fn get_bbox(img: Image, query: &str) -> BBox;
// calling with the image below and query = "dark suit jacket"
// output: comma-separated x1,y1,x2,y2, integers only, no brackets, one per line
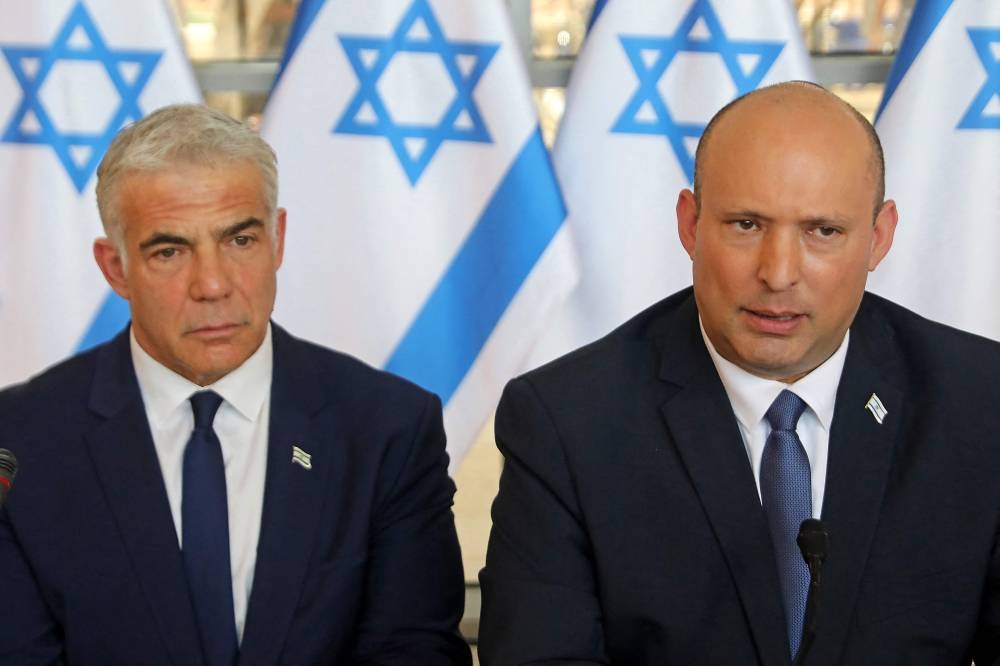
479,288,1000,665
0,324,470,665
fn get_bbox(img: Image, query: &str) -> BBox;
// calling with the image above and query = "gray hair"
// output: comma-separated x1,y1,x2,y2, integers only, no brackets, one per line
96,104,279,255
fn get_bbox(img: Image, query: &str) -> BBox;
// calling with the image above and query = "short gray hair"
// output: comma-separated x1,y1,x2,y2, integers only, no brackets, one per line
96,104,278,253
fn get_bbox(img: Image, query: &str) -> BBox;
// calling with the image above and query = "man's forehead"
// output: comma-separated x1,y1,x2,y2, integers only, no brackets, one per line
702,99,873,178
119,172,268,237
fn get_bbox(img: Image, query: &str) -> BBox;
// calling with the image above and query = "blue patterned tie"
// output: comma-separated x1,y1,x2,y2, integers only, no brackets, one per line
761,389,811,659
182,391,237,666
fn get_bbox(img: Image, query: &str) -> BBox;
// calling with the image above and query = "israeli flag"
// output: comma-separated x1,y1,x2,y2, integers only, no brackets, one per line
869,0,1000,340
264,0,577,468
528,0,814,365
0,0,200,388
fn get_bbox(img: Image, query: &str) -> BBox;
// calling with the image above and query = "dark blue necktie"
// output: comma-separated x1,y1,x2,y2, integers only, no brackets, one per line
761,389,811,659
182,391,237,666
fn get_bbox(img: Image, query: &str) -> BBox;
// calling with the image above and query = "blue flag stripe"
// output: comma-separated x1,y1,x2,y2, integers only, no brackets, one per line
273,0,328,90
588,0,610,31
876,0,954,120
385,128,566,403
77,291,130,352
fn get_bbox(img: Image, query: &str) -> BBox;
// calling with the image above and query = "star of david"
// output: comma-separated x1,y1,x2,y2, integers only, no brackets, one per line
0,2,161,193
958,27,1000,130
334,0,499,186
611,0,785,182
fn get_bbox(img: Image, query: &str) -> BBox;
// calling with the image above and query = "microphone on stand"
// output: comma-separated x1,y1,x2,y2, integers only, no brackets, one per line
0,449,18,510
793,518,829,666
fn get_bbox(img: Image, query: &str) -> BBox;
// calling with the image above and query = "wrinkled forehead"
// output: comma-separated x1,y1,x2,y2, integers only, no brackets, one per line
119,158,270,205
116,162,272,228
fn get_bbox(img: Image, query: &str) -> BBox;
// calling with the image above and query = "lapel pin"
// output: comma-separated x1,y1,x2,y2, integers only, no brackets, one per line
865,393,887,425
291,445,313,470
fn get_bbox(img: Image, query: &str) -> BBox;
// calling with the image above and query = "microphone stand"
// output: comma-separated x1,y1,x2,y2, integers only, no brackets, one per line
793,519,828,666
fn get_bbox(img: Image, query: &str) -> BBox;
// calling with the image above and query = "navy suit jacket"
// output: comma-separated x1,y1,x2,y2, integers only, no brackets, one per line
0,324,470,665
480,288,1000,665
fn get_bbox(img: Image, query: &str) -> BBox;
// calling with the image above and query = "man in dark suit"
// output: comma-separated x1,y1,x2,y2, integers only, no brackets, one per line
479,81,1000,664
0,105,470,665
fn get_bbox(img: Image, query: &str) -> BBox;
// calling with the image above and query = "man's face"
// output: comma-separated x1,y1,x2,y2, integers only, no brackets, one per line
677,95,897,383
94,161,286,386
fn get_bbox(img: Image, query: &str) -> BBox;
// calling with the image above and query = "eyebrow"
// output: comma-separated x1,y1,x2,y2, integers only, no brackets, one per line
137,218,265,251
138,232,190,251
721,209,775,222
221,218,265,238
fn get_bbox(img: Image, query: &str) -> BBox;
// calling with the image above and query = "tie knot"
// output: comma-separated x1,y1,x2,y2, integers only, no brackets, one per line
189,390,223,430
765,389,807,432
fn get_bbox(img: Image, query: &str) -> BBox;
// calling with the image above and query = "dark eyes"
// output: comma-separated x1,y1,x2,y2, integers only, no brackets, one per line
729,219,759,232
728,220,842,239
232,235,253,247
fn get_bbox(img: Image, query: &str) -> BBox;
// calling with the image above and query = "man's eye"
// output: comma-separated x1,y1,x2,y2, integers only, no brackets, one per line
155,247,177,259
816,226,840,238
233,235,253,247
734,219,757,231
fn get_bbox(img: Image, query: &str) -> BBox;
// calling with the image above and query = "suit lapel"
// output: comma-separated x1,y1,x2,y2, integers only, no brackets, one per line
808,298,903,666
239,326,332,664
656,297,791,666
84,332,204,666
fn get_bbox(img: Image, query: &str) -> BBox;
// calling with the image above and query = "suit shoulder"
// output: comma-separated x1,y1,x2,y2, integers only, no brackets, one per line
275,327,439,408
0,345,103,416
513,288,694,393
860,293,1000,381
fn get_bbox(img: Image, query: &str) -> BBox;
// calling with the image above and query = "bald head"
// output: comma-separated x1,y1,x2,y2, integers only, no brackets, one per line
693,81,885,216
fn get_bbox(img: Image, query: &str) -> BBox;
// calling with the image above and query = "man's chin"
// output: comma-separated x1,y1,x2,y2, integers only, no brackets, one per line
729,345,813,383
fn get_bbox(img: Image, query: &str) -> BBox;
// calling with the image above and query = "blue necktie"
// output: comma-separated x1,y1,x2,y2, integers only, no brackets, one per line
761,389,811,659
182,391,237,666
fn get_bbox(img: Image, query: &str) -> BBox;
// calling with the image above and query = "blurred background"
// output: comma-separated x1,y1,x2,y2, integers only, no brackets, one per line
172,0,914,133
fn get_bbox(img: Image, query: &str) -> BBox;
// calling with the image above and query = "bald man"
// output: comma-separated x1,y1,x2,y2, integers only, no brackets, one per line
478,82,1000,665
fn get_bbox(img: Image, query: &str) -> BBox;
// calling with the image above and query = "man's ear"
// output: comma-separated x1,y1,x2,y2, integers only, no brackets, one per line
868,199,898,272
93,238,130,300
273,207,287,270
676,188,699,260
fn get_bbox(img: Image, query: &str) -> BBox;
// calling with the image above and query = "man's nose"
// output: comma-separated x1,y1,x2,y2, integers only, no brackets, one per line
757,229,802,291
189,250,233,301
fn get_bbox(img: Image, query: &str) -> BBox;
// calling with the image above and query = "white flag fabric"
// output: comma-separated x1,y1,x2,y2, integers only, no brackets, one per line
869,0,1000,340
264,0,577,468
528,0,814,365
0,0,200,387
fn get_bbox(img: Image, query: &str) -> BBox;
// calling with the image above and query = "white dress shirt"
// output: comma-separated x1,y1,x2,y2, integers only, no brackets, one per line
700,321,849,518
131,325,272,643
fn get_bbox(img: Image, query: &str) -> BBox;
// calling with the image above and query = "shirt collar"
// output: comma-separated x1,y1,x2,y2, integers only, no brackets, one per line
130,324,273,426
699,319,849,432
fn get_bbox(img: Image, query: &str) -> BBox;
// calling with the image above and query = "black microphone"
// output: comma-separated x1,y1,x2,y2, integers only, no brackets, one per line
793,518,829,666
0,449,18,510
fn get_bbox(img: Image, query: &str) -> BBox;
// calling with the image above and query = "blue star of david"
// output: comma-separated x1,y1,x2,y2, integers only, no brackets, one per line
0,2,161,193
334,0,499,186
958,27,1000,130
611,0,785,182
